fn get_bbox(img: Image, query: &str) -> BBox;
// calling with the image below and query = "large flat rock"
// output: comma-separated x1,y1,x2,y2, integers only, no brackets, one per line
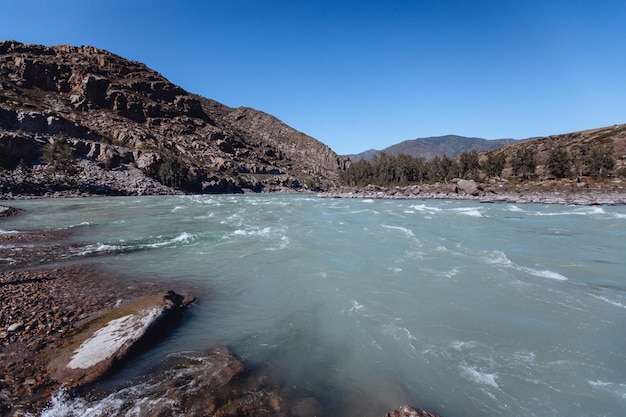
47,291,195,387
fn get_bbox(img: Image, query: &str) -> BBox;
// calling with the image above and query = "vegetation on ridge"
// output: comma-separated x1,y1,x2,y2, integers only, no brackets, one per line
339,124,626,187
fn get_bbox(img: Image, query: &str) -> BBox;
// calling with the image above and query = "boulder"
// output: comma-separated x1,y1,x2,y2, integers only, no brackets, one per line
46,291,196,387
384,405,443,417
456,179,480,196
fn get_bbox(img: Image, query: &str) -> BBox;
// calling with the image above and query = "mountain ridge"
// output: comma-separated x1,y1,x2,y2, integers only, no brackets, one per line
0,40,348,196
346,135,518,161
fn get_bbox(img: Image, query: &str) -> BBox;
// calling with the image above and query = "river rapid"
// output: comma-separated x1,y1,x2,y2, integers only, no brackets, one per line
3,194,626,417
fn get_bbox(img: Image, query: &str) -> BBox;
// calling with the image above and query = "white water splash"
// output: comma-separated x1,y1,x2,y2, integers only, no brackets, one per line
461,364,499,388
485,250,568,281
591,294,626,309
589,380,626,399
381,224,416,238
450,207,483,217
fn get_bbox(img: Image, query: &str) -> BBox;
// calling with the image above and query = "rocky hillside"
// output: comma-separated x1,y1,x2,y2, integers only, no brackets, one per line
347,135,517,161
483,123,626,179
0,41,348,196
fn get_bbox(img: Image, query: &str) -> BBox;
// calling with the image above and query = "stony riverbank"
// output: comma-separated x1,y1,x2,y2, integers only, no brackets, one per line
0,263,166,415
318,179,626,205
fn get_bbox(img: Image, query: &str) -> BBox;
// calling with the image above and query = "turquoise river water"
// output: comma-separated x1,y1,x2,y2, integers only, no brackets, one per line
3,195,626,417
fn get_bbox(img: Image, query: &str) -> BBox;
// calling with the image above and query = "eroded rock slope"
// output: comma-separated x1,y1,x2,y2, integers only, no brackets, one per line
0,41,348,196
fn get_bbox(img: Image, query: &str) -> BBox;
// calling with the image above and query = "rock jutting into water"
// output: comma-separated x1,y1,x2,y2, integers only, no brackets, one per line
46,290,196,388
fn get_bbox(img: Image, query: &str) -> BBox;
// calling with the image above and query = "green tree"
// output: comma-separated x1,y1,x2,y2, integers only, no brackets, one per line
481,152,506,178
546,147,571,179
426,156,443,183
42,135,77,174
511,147,536,179
157,156,188,188
459,150,480,180
439,155,459,182
585,145,614,178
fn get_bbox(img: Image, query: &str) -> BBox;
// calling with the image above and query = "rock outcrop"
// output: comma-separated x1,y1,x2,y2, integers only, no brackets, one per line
384,405,443,417
0,41,348,196
46,291,196,387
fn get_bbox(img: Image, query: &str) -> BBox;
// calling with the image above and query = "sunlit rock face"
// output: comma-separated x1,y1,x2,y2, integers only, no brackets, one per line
0,40,348,195
46,291,195,387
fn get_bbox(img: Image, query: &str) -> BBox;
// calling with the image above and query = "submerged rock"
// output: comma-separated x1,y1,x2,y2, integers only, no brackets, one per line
46,291,196,387
0,205,21,217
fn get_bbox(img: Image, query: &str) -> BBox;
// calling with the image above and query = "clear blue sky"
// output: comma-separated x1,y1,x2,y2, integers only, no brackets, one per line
2,1,625,154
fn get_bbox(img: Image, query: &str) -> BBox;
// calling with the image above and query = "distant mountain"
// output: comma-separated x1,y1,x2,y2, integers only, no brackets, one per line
346,135,518,161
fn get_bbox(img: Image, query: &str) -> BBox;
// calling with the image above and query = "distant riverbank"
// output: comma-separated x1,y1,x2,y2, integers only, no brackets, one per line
318,179,626,206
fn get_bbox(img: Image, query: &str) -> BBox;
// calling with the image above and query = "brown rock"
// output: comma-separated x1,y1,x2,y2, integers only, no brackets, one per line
456,179,480,196
384,404,443,417
0,40,346,196
46,291,195,387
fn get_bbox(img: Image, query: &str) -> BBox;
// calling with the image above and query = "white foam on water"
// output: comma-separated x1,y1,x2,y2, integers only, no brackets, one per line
450,340,479,350
68,221,91,228
507,205,524,212
0,229,19,234
76,243,123,256
510,351,536,364
381,224,416,238
409,203,442,214
383,323,419,355
347,209,370,214
534,206,607,217
589,380,626,399
41,384,182,417
450,207,483,217
442,267,460,278
484,251,568,281
485,250,515,267
172,231,193,242
145,232,195,248
461,364,499,388
591,294,626,309
520,267,569,281
232,227,272,237
349,300,365,314
266,235,290,251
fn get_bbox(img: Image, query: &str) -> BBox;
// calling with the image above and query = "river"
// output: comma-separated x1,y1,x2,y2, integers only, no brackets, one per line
4,195,626,417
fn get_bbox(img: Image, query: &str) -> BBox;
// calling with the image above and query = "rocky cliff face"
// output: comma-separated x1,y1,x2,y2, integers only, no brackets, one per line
0,41,348,196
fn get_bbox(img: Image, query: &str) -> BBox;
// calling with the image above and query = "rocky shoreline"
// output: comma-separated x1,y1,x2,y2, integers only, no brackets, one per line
318,179,626,206
0,262,168,415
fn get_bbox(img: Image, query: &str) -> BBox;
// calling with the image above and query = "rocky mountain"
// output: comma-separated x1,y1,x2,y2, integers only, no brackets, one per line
0,41,348,196
347,135,518,161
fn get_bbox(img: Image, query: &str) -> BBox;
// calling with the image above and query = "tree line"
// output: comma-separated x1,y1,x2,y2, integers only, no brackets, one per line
339,145,618,187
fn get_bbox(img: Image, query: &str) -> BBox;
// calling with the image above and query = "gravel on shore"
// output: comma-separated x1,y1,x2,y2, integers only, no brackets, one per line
0,225,168,416
318,182,626,205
